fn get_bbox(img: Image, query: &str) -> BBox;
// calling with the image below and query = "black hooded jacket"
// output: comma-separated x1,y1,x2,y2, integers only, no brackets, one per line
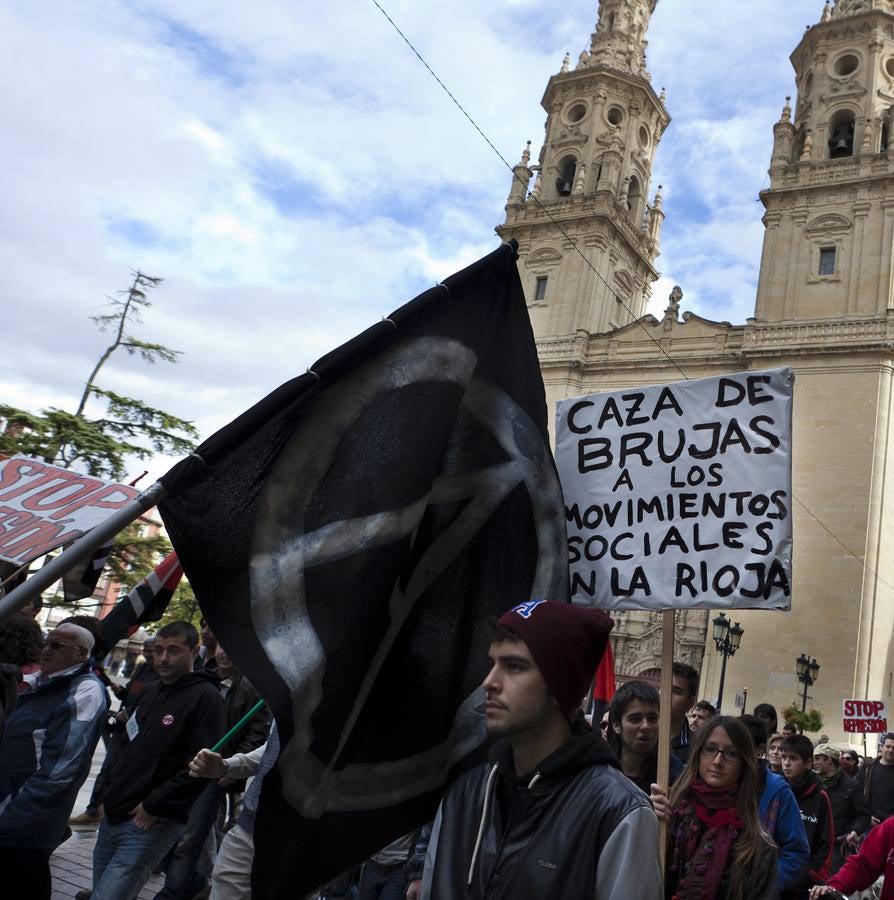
781,769,834,898
103,669,225,825
422,720,661,899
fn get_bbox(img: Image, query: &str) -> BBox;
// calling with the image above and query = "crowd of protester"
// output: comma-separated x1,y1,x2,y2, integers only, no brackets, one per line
0,600,892,899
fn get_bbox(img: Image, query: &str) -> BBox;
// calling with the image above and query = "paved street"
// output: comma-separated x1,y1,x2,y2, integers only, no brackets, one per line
49,741,164,900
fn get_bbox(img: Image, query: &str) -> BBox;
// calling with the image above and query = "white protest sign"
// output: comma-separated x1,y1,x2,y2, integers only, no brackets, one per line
555,368,793,611
843,699,888,733
0,455,139,565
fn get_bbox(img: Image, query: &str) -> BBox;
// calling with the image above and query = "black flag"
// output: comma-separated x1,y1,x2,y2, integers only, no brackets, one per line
95,551,183,657
63,539,112,602
158,243,567,896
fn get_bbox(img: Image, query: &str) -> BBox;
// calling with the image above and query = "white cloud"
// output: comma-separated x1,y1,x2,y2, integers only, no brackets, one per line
0,0,825,476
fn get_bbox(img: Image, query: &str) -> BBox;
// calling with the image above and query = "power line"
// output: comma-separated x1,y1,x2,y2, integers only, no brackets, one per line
369,0,689,382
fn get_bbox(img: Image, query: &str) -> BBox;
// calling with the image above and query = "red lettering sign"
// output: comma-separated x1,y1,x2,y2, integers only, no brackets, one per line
842,699,888,733
0,456,140,565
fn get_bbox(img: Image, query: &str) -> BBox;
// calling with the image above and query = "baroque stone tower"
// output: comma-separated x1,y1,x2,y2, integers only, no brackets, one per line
756,0,894,321
502,0,894,731
498,1,712,682
496,0,670,340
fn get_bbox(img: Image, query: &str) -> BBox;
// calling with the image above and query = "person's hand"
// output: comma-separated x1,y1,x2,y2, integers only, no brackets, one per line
649,784,671,824
114,710,127,722
809,887,843,898
130,803,157,830
406,880,422,900
845,830,859,846
188,748,228,779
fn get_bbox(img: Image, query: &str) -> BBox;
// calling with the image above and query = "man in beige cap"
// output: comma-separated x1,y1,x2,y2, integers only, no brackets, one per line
813,743,870,873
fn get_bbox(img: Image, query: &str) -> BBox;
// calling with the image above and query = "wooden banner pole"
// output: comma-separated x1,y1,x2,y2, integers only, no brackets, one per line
657,607,675,876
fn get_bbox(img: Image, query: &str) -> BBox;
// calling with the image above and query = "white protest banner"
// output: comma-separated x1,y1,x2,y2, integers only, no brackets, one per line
843,699,888,733
555,368,793,611
0,455,140,565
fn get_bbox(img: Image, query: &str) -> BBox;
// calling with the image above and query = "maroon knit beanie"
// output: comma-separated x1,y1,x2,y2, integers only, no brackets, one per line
497,600,613,721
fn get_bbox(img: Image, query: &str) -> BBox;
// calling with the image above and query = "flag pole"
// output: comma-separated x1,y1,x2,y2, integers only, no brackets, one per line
0,480,167,624
210,698,267,753
657,608,675,876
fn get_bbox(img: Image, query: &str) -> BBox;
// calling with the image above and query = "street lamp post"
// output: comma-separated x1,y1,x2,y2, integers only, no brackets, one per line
795,653,820,714
712,613,744,714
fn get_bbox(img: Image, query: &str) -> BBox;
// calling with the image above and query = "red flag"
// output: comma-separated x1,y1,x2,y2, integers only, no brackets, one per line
591,639,616,725
593,639,616,704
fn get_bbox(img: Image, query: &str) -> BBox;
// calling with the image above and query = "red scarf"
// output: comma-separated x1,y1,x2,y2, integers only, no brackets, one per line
670,780,743,900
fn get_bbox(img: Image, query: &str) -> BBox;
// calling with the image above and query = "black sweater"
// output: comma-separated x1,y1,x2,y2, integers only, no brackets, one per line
104,669,225,825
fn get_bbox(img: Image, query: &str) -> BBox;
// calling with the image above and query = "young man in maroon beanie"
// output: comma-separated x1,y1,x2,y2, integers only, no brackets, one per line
419,599,661,900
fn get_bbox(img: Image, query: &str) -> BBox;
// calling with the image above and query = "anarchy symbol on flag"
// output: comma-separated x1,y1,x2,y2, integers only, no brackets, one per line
249,336,567,816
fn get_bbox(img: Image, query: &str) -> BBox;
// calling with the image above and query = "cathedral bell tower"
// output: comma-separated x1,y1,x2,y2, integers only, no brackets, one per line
496,0,670,341
755,0,894,321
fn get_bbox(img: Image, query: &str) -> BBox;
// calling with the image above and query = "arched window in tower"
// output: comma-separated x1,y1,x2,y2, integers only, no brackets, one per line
627,175,642,221
594,155,604,188
792,125,807,163
556,156,576,197
828,110,856,158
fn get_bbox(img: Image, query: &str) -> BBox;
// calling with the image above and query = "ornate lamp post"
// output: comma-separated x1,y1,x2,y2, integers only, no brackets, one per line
796,653,820,713
712,613,744,714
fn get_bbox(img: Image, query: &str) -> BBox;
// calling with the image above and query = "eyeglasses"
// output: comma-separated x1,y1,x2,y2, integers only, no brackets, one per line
701,743,740,763
44,639,77,651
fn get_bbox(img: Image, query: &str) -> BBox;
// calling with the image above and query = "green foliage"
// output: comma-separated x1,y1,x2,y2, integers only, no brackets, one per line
153,578,202,631
782,704,824,734
0,270,198,591
0,270,196,481
106,522,173,593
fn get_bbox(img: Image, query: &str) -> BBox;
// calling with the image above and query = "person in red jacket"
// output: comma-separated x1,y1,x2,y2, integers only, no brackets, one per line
809,815,894,899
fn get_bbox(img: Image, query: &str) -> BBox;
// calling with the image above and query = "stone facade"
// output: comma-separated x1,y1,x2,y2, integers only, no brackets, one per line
498,0,894,741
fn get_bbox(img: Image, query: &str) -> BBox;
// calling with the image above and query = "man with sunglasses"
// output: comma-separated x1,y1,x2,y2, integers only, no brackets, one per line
0,623,108,899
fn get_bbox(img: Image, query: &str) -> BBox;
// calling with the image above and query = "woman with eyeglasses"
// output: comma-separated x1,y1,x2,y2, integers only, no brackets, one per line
651,715,777,900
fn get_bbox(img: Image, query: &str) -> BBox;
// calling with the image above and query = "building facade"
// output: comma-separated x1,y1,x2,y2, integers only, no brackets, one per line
498,0,894,739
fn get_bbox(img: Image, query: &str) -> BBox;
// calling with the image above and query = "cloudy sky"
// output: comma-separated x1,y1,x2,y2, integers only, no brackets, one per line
0,0,824,480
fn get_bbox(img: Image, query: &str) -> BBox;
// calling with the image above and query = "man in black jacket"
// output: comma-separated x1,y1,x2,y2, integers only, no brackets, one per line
86,621,225,900
863,731,894,825
421,600,661,900
813,744,870,873
156,641,269,899
780,734,834,899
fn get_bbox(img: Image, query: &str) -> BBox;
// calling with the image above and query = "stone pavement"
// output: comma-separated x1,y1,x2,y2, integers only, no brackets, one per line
49,741,164,900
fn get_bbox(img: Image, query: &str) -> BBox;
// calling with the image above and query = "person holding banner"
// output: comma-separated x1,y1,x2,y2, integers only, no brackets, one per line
420,600,661,899
653,715,778,900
